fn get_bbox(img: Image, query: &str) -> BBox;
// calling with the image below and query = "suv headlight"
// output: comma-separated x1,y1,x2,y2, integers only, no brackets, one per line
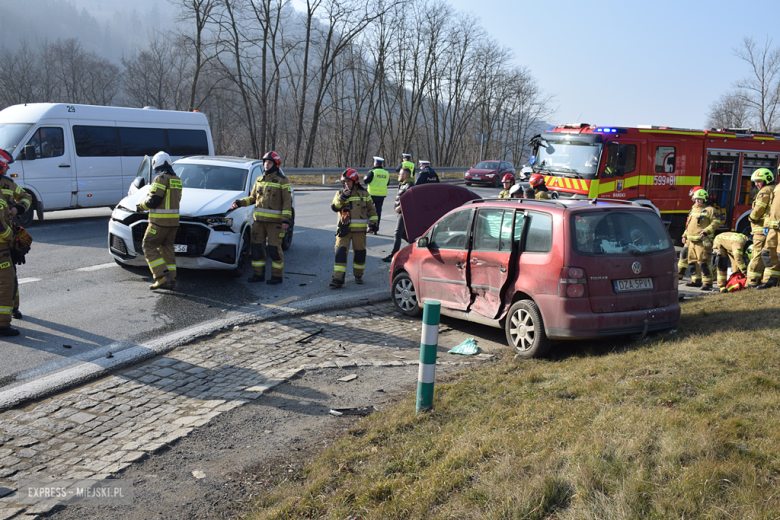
207,217,234,227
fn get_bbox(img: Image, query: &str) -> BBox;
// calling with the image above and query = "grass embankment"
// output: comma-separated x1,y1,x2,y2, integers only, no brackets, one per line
247,290,780,519
290,171,465,186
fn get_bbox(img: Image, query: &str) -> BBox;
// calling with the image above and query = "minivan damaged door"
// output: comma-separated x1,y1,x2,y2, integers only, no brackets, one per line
468,208,514,318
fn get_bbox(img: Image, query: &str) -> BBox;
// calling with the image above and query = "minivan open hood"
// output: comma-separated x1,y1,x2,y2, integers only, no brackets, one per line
118,187,245,217
400,184,480,241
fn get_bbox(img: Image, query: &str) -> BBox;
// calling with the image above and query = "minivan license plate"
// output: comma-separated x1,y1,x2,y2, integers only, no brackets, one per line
174,244,188,253
614,278,653,292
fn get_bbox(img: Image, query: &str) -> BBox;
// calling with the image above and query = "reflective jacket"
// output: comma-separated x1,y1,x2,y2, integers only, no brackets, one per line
365,168,389,197
0,197,13,246
764,184,780,230
714,232,749,271
498,189,510,199
684,204,720,241
0,175,32,216
139,172,183,227
750,185,774,233
415,166,439,185
236,169,292,225
397,160,415,178
331,184,377,233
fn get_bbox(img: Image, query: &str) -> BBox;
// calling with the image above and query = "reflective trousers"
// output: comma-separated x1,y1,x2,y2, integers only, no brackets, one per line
748,233,767,286
251,221,284,277
686,238,713,285
0,246,14,327
333,232,366,283
761,229,780,281
142,223,178,282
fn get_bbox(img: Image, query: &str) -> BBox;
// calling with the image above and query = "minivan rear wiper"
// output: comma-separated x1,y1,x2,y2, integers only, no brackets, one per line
629,248,661,256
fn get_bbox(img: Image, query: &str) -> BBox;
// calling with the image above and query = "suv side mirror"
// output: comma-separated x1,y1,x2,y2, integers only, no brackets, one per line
417,237,429,248
22,145,36,161
133,177,146,189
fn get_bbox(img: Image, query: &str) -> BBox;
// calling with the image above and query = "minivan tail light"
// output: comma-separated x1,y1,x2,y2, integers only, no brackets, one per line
558,266,587,298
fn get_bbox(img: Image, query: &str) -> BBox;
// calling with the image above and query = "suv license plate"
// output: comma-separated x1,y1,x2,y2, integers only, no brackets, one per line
615,278,653,292
174,244,188,253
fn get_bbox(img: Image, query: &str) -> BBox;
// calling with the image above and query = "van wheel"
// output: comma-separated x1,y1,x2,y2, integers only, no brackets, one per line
505,299,550,358
232,232,250,278
391,272,422,316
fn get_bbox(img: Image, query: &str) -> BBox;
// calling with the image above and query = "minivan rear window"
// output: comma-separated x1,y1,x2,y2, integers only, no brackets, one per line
572,211,671,255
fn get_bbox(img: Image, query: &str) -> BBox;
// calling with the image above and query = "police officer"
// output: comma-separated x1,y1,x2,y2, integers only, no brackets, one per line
364,156,389,234
677,185,702,282
757,176,780,289
0,149,32,319
746,169,773,287
137,152,182,290
396,153,415,179
712,231,749,292
382,167,415,262
230,151,292,285
529,174,550,199
330,169,377,287
415,160,440,185
682,188,721,291
498,173,515,199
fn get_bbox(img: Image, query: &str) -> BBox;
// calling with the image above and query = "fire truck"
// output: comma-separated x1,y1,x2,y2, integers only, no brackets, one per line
529,123,780,241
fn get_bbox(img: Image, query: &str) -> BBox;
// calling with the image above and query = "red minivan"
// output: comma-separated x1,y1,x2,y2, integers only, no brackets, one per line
389,197,680,357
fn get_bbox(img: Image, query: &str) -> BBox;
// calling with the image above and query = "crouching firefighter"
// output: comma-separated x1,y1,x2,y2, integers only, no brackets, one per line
329,169,377,288
681,189,720,291
230,151,292,285
137,152,182,290
712,232,750,292
758,179,780,289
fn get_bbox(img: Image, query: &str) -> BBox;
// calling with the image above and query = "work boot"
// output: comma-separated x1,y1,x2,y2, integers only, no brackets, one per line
0,325,20,337
329,279,343,288
685,280,702,288
12,308,22,319
756,277,778,290
719,287,728,293
382,254,394,263
700,284,713,291
266,276,283,285
247,273,265,283
355,277,363,284
150,276,174,290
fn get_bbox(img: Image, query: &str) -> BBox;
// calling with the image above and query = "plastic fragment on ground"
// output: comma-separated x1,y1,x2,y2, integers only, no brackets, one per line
448,338,479,355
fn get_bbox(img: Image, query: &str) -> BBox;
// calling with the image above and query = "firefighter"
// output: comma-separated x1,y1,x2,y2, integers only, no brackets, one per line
509,184,523,198
682,188,721,291
677,185,703,282
746,169,773,287
0,149,31,319
498,173,515,198
757,177,780,289
415,160,440,185
0,193,18,336
396,153,415,179
382,168,415,262
363,156,389,234
712,231,749,292
230,151,292,285
529,174,550,199
524,187,536,199
330,169,378,287
137,152,182,290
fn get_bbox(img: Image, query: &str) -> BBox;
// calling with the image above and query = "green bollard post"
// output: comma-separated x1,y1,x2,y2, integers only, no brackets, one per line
416,300,440,413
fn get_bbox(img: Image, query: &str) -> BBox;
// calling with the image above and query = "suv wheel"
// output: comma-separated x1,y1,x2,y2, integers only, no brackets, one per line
231,232,250,278
505,299,550,358
391,272,422,316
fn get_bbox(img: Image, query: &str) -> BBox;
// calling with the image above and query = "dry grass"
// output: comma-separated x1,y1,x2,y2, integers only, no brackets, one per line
245,289,780,519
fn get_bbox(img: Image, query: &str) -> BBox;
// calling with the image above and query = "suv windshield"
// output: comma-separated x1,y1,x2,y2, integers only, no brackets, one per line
173,163,247,191
536,140,602,178
474,161,499,169
572,211,671,255
0,123,33,154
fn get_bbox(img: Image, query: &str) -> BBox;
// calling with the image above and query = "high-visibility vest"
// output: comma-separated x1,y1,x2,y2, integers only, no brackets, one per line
402,160,415,176
367,168,389,197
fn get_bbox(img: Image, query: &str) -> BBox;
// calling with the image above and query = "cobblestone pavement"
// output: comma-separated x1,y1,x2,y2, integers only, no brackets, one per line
0,302,501,518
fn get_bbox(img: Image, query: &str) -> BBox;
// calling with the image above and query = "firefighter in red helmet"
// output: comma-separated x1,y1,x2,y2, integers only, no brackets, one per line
529,174,550,199
498,173,515,199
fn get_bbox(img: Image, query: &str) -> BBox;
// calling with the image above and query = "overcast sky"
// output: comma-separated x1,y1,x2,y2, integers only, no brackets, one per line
433,0,780,129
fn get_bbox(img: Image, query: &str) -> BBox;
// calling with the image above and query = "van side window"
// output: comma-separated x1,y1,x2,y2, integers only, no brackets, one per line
524,212,552,253
119,127,166,156
654,146,675,173
602,143,637,178
26,127,64,159
169,129,209,156
73,126,119,157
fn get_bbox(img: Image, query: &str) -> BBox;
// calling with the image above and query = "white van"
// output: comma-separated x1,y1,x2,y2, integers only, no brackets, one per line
0,103,214,225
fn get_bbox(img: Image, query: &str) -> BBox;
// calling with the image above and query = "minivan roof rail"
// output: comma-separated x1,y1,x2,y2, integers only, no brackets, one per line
463,197,568,209
587,198,649,208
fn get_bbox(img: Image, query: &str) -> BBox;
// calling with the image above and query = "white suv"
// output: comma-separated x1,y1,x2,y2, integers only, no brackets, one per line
108,155,295,277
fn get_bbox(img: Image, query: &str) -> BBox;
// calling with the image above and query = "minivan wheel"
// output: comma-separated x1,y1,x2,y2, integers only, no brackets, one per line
391,272,422,316
505,299,550,358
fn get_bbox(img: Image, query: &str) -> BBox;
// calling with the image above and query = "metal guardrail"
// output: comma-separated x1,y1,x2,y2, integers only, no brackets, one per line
282,167,468,175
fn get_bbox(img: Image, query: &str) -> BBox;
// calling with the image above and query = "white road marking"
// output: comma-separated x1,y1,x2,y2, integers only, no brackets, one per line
17,278,41,284
76,263,116,272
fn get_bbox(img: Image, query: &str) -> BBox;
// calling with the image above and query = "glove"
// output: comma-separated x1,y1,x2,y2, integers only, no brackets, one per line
136,204,144,212
368,222,378,233
765,227,770,236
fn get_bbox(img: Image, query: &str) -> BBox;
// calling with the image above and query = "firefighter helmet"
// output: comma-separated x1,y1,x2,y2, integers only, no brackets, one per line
688,185,703,197
0,149,14,165
262,151,281,168
501,173,515,184
529,173,545,187
341,168,360,184
746,244,754,260
151,152,173,171
751,168,774,184
692,188,708,200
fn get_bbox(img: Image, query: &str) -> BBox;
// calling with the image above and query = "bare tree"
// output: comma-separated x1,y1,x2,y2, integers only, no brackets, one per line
734,36,780,132
172,0,218,111
707,91,751,130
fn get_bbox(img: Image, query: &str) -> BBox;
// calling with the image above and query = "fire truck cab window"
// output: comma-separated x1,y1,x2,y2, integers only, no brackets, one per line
602,143,637,178
655,146,676,173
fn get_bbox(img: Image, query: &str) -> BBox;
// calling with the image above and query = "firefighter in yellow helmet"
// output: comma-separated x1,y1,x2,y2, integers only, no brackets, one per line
330,168,377,288
747,168,774,287
682,188,720,291
757,172,780,289
712,231,749,292
137,152,182,290
677,185,702,281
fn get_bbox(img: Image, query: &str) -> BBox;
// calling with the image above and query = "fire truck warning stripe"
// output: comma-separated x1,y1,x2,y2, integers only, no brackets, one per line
638,129,706,136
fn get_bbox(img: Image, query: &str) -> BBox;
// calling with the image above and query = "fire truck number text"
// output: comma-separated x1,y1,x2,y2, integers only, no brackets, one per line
653,175,675,186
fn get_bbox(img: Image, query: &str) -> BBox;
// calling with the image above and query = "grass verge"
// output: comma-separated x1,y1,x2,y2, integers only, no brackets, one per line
245,289,780,519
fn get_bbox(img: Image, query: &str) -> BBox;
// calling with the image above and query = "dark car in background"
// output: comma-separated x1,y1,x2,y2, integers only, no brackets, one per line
464,161,515,187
